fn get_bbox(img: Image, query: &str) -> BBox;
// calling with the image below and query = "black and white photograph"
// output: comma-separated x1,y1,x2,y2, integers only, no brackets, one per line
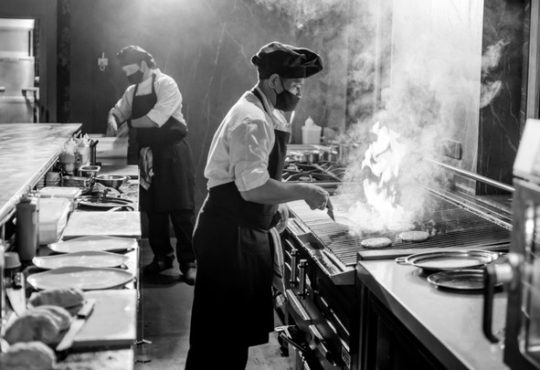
0,0,537,369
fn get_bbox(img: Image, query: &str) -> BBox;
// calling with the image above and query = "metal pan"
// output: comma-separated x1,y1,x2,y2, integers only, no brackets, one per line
395,250,500,273
427,269,502,291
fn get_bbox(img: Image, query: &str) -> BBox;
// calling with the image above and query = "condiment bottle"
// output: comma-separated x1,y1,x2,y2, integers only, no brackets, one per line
16,194,39,261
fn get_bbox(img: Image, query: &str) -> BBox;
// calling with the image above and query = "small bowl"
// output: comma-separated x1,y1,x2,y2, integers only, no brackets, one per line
95,174,127,189
78,165,101,178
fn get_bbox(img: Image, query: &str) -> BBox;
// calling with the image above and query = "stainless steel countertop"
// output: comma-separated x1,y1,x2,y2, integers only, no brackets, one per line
357,260,509,370
0,123,81,223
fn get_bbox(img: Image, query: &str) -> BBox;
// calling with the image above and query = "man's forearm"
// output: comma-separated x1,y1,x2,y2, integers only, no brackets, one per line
131,115,159,128
240,179,315,205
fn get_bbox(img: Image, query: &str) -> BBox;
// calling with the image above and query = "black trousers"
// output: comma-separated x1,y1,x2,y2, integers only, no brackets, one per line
185,345,248,370
147,208,196,271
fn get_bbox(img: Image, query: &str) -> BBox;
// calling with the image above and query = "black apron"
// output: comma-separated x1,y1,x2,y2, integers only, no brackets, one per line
129,74,195,212
189,89,289,347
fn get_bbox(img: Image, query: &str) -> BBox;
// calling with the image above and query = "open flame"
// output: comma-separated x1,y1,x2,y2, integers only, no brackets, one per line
345,121,414,233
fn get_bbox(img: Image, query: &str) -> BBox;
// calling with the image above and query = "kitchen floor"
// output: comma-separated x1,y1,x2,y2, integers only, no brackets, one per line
135,239,295,370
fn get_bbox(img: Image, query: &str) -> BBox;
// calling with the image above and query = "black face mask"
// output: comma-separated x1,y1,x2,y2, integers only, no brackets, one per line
126,69,144,84
274,79,300,112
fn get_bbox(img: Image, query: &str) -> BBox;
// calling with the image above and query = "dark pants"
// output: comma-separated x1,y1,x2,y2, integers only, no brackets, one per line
147,208,196,271
185,345,248,370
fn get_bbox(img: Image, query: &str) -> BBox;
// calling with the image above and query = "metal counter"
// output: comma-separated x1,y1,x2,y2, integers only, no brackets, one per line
0,123,81,224
356,260,509,370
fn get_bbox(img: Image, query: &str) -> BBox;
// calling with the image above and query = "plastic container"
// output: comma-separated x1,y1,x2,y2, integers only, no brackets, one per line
301,117,322,144
38,198,72,245
16,195,39,261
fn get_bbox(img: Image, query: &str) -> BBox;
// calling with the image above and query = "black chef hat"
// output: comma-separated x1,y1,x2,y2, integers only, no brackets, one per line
251,41,323,79
116,45,156,68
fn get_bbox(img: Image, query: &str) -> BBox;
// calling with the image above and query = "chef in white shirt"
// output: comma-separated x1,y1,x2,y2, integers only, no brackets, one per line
186,41,329,369
106,45,196,284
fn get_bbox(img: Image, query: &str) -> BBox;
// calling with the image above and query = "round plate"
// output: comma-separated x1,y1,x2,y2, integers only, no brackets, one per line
396,250,499,272
33,251,128,270
427,269,502,291
49,235,137,254
27,266,134,291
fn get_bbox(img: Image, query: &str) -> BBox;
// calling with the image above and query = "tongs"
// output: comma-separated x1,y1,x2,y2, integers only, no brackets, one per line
326,197,335,221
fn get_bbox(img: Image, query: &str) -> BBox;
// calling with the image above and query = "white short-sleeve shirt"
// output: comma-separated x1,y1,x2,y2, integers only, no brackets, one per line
204,87,290,192
111,69,187,128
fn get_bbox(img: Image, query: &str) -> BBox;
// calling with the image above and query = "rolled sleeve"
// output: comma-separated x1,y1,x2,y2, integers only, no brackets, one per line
230,118,273,192
146,77,181,127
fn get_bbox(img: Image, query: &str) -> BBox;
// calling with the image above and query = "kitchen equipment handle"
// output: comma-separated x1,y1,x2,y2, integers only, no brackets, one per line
298,259,308,297
483,264,500,343
307,324,340,366
289,248,298,287
482,255,517,343
395,256,409,265
285,289,311,323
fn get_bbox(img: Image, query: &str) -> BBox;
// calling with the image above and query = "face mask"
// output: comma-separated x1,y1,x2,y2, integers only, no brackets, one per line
274,78,300,112
126,69,144,84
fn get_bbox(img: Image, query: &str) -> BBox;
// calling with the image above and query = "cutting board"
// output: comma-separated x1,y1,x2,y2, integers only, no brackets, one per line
73,289,137,349
63,211,141,239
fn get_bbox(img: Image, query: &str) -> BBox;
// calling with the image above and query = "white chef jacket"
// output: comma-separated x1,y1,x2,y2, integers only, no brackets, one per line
204,87,290,192
111,69,187,128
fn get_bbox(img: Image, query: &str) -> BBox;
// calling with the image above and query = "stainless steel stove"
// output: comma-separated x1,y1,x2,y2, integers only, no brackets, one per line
275,158,512,370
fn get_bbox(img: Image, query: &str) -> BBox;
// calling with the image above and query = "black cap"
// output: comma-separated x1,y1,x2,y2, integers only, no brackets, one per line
251,41,323,79
116,45,156,68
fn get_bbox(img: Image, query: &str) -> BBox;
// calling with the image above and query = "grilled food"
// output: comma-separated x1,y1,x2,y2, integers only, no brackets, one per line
360,237,392,249
399,230,429,242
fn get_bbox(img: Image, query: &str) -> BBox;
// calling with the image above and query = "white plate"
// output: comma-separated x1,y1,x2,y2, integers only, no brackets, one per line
33,251,128,270
27,266,134,291
49,235,138,254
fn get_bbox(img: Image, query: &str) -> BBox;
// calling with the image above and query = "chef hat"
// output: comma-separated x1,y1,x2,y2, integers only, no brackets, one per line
251,41,323,79
116,45,156,68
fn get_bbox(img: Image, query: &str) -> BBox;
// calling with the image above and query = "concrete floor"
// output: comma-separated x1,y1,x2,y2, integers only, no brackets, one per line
134,240,295,370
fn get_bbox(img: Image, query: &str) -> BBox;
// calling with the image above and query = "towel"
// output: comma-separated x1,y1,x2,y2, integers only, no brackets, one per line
139,147,154,190
269,227,285,294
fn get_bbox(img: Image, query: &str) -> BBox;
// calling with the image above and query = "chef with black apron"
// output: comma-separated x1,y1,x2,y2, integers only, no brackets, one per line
185,41,329,369
106,45,197,285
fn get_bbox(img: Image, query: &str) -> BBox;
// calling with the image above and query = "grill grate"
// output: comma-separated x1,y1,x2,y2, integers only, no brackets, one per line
287,196,511,266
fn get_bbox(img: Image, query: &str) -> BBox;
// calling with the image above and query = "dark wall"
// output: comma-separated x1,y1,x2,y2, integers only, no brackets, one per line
64,0,349,210
477,0,526,192
66,0,295,209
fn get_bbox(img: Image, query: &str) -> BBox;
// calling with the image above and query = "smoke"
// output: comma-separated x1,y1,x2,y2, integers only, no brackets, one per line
480,39,509,108
252,0,347,30
251,0,519,235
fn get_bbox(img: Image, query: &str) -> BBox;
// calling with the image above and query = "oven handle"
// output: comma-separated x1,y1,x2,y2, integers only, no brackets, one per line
298,259,308,297
482,253,520,343
285,289,311,323
307,324,340,366
289,246,298,287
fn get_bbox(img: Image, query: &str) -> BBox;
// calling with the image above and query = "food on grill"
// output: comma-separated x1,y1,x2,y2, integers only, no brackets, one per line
360,237,392,249
30,305,72,330
29,288,84,309
4,310,61,345
0,341,55,370
399,230,430,242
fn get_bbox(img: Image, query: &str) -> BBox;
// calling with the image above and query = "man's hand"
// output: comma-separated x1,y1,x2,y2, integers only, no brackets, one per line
106,115,118,136
302,184,329,210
